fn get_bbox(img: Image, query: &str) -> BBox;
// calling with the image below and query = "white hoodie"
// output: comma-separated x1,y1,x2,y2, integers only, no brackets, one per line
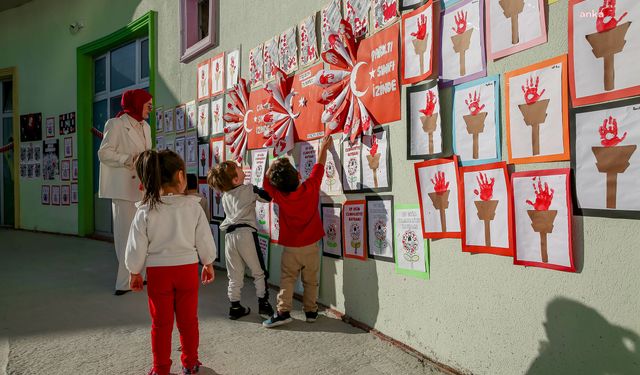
125,194,217,274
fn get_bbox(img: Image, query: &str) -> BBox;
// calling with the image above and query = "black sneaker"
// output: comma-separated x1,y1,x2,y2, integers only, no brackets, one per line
262,311,293,328
228,302,251,320
182,360,202,374
305,310,319,323
258,297,274,319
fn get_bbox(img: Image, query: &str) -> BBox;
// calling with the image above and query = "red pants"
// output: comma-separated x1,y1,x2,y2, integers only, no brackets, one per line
147,263,200,375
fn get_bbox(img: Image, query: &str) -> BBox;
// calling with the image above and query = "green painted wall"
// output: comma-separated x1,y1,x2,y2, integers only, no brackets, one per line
1,0,639,374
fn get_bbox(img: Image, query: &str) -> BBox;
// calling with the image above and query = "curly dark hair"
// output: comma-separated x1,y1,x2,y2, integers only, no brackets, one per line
267,158,299,193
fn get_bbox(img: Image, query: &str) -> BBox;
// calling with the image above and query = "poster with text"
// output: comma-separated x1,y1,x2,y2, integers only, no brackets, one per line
321,0,342,52
343,200,368,261
197,59,211,101
366,196,395,261
210,53,225,97
249,44,264,88
320,140,344,196
270,203,280,243
251,148,269,188
297,140,319,182
342,139,362,192
210,97,224,135
401,1,434,84
257,233,270,270
279,26,298,75
406,81,443,159
372,0,399,33
299,14,319,68
394,204,429,279
226,48,241,91
321,204,343,258
361,127,391,192
486,0,547,60
256,201,271,235
197,101,209,139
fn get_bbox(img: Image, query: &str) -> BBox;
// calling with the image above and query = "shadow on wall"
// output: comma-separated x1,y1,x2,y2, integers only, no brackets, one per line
527,297,640,375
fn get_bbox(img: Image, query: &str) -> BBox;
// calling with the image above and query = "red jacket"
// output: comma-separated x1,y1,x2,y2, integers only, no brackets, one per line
263,164,325,247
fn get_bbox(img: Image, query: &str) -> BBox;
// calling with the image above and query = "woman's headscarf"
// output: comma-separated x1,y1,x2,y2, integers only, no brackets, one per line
116,89,153,122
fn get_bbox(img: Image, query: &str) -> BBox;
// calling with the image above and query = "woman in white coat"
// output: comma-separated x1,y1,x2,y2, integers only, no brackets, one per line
98,89,153,295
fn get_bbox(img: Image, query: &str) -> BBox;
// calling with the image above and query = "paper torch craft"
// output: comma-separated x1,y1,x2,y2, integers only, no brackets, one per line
419,90,439,154
463,90,488,159
429,171,451,232
473,172,498,247
518,75,549,156
450,10,473,76
525,178,556,263
223,78,252,162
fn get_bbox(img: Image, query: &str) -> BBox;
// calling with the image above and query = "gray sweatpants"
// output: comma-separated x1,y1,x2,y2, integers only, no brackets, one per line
224,228,268,302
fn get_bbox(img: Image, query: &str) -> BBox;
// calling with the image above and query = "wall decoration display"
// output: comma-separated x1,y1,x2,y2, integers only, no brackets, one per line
257,233,271,270
20,113,42,142
59,112,76,135
460,162,514,256
572,97,640,217
321,0,342,52
156,136,164,151
270,203,280,243
400,0,426,11
162,108,173,133
321,204,343,258
61,185,70,206
343,200,368,261
372,0,399,33
155,107,164,133
186,101,197,131
511,169,574,272
320,140,344,196
63,137,73,158
19,142,42,179
414,157,462,238
209,221,222,264
185,134,197,170
361,126,391,192
297,140,319,182
198,180,211,215
299,14,319,67
198,143,210,178
209,136,225,168
41,185,50,205
344,0,371,38
197,101,209,138
292,64,325,141
226,48,241,91
394,204,429,279
165,139,175,153
279,26,298,75
486,0,547,60
249,43,264,88
453,75,501,165
251,148,269,188
406,80,443,159
51,185,60,206
175,136,185,161
440,0,487,86
244,88,272,150
401,1,434,85
210,97,224,135
569,0,640,106
42,139,59,181
243,164,252,185
175,105,186,133
366,195,395,262
197,59,211,101
263,36,280,82
45,117,55,138
71,159,78,181
211,188,225,220
210,53,225,97
60,159,70,181
223,79,253,162
341,138,362,192
255,201,271,235
505,55,570,164
71,183,78,204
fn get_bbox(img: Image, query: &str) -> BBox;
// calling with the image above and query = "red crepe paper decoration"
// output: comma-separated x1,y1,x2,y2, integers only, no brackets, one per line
223,78,251,162
260,66,300,157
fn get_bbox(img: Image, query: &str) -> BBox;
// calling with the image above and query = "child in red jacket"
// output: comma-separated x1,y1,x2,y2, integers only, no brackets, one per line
261,135,333,328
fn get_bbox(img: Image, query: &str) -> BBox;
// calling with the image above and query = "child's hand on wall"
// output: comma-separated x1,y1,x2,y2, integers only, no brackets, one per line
130,273,144,291
320,134,334,151
201,263,215,285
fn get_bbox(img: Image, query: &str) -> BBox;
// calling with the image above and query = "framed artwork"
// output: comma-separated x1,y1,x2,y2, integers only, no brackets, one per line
279,26,298,75
155,107,164,133
186,101,197,131
320,140,344,196
175,136,186,161
401,0,427,11
198,143,210,178
270,203,280,243
569,0,640,106
414,156,462,239
452,75,502,166
175,105,186,133
63,137,73,158
460,161,514,256
406,80,445,159
71,183,78,204
20,113,42,142
257,233,271,270
163,108,174,133
263,36,280,82
250,148,269,188
440,0,487,87
210,97,224,135
41,185,50,205
61,185,70,206
394,204,429,279
59,112,76,135
297,140,319,183
210,221,222,264
249,43,264,88
198,180,211,216
366,195,395,262
321,0,343,52
361,126,392,192
156,136,164,151
321,204,343,259
401,1,434,85
42,139,59,181
209,136,225,168
165,140,175,153
211,188,225,220
60,159,70,181
341,138,362,192
344,0,371,38
299,15,319,68
372,0,399,33
343,200,367,261
71,159,78,180
505,55,570,164
256,201,271,235
226,48,241,91
210,53,225,97
45,117,55,138
571,97,640,218
512,169,574,272
197,101,209,139
185,134,198,170
485,0,547,60
197,59,211,101
51,185,60,206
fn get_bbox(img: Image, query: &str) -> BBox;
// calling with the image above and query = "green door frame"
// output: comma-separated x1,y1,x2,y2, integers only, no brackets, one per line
76,11,157,236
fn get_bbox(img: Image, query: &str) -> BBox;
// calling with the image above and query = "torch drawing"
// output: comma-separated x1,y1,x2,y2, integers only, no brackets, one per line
518,75,549,156
463,90,488,159
366,136,381,188
428,171,450,232
526,178,556,263
419,90,438,154
473,172,498,247
499,0,525,45
411,14,429,74
450,10,473,77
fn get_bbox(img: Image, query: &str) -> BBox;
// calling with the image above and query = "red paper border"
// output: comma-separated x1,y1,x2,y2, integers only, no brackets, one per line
510,168,575,272
414,155,462,239
459,161,514,257
401,0,434,85
342,200,368,261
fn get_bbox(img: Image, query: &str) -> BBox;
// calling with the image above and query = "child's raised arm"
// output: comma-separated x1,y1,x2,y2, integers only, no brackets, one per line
317,134,334,166
253,185,272,203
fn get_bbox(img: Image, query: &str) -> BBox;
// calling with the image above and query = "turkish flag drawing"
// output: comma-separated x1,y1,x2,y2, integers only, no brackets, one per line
246,88,271,150
292,63,325,141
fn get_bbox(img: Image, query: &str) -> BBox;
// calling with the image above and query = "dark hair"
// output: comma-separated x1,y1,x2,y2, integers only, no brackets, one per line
186,173,198,190
135,149,185,209
267,158,299,193
207,161,238,192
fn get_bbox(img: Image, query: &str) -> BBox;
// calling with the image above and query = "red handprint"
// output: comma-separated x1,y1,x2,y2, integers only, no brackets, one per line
419,91,438,117
369,135,379,157
599,116,627,147
319,72,335,85
473,172,495,201
431,171,450,193
597,0,628,33
465,90,485,115
526,179,555,210
452,10,468,35
383,0,397,21
521,76,546,105
411,14,427,40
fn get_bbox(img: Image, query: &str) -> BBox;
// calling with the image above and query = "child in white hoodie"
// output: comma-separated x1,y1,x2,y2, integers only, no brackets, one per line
125,149,216,375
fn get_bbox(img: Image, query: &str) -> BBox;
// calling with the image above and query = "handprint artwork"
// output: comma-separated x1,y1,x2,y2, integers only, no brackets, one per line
428,171,451,232
518,75,550,156
463,90,488,159
419,90,439,154
450,10,473,77
411,14,429,73
473,172,498,247
442,0,485,84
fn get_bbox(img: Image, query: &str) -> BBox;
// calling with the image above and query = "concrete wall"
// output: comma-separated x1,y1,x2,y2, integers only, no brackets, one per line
1,0,639,374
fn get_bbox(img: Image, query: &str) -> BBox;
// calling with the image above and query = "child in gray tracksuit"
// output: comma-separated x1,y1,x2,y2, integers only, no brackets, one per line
207,161,274,320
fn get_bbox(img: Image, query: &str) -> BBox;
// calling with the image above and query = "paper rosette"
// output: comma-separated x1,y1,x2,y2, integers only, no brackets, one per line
260,66,298,157
223,78,251,162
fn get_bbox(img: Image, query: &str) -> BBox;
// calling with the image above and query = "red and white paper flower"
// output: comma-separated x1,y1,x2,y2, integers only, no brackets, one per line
259,66,299,157
223,78,251,162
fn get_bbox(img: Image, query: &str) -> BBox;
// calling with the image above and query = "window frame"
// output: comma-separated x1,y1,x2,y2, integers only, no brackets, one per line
179,0,218,63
